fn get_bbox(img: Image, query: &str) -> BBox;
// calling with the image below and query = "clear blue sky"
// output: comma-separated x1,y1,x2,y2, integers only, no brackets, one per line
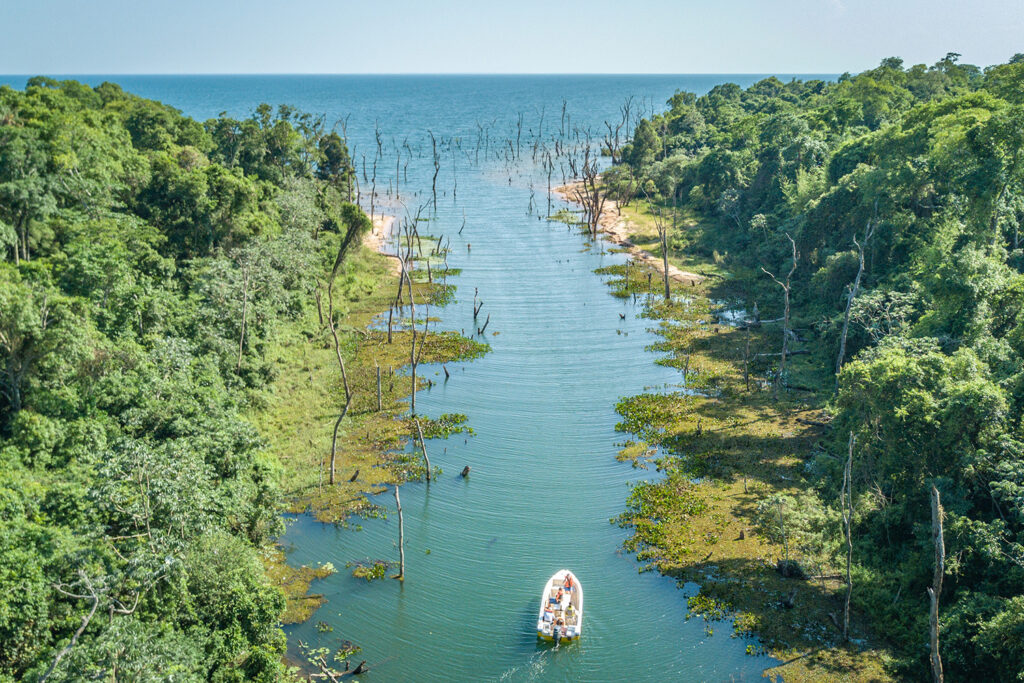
1,0,1021,74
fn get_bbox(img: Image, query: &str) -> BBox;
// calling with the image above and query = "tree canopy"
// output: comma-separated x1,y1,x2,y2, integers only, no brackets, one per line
0,78,361,681
614,54,1024,679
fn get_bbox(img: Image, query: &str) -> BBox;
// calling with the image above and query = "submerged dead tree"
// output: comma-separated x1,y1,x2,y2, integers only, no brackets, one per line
602,96,633,164
401,207,431,416
761,233,799,391
429,130,440,207
572,143,607,240
415,418,432,482
545,151,554,216
370,158,377,221
393,485,405,581
388,198,424,339
515,111,523,160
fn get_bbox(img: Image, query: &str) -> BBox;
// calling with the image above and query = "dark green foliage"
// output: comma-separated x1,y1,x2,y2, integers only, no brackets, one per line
0,79,359,680
621,54,1024,678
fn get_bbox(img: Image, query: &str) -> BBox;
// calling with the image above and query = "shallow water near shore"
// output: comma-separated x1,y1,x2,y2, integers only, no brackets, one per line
0,74,841,680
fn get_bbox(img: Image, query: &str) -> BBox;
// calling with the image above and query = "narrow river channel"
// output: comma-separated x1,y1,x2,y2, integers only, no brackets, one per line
30,74,825,681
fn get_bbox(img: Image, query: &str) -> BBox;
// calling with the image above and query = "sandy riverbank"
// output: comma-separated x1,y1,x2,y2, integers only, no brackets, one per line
365,213,401,274
553,181,704,285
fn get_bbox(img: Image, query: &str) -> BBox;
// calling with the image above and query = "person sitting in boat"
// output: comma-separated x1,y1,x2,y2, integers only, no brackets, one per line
563,574,574,590
556,587,564,603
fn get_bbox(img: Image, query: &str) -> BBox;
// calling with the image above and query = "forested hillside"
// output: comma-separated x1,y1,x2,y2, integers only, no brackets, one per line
609,54,1024,678
0,78,364,681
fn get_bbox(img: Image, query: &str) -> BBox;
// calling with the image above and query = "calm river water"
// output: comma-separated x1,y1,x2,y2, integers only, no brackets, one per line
2,74,833,681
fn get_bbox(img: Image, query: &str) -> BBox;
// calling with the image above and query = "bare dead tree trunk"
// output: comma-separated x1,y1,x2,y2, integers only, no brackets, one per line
370,158,377,222
11,212,23,265
660,225,671,301
314,287,325,328
405,257,419,416
236,267,251,372
42,578,99,682
546,151,553,217
402,208,430,416
429,131,440,207
581,145,607,240
928,485,945,683
389,210,416,337
21,217,30,262
664,197,677,300
415,418,431,481
324,220,362,484
761,234,798,391
376,362,382,411
329,392,353,486
836,201,877,384
643,188,672,301
394,485,405,581
313,654,341,683
326,283,353,486
516,111,523,160
842,432,855,641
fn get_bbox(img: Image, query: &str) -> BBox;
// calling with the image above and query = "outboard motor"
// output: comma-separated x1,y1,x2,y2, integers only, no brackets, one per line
552,624,561,643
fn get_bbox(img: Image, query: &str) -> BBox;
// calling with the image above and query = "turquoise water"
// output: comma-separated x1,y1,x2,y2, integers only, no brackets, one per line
1,75,835,680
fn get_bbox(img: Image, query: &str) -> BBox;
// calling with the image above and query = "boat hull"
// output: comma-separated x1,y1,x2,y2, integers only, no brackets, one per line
536,569,583,642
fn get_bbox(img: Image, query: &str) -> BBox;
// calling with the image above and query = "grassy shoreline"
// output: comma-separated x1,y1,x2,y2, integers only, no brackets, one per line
256,229,487,625
579,197,893,681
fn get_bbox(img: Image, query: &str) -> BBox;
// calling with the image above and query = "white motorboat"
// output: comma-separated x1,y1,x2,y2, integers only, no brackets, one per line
536,569,582,642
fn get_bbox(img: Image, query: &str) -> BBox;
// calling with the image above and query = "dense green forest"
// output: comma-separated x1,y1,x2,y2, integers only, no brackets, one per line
0,78,365,681
610,54,1024,678
5,56,1024,680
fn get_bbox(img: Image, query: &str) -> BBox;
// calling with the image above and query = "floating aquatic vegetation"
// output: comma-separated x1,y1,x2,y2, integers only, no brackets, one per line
346,559,395,581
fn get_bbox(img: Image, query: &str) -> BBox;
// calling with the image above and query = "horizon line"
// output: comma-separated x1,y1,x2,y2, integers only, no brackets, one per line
1,71,843,77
